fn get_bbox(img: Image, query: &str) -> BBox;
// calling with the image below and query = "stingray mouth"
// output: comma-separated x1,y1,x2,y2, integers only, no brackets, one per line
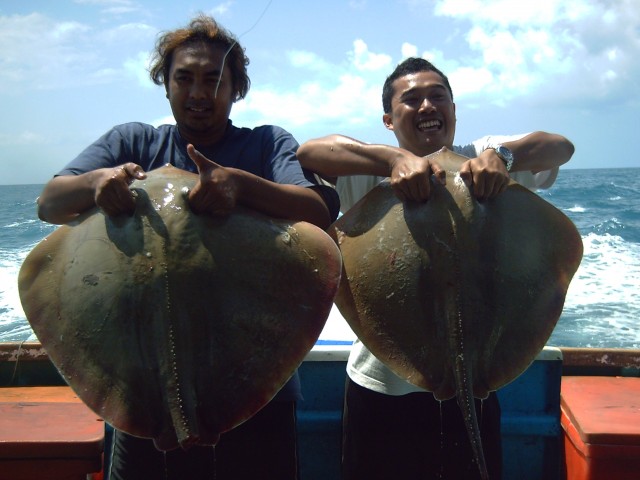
417,118,442,132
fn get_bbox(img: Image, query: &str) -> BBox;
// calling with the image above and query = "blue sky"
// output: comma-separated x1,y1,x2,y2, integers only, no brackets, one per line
1,0,638,185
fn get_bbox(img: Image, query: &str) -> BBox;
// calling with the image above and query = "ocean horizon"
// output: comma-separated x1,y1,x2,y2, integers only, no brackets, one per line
2,167,639,348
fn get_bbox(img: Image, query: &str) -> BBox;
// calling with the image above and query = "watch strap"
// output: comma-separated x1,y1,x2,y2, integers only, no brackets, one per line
486,144,514,172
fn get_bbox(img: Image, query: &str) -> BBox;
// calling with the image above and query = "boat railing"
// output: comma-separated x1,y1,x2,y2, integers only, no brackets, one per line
1,341,639,480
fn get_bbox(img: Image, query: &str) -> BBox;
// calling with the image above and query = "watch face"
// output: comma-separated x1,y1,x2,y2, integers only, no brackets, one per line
496,146,511,159
496,145,513,170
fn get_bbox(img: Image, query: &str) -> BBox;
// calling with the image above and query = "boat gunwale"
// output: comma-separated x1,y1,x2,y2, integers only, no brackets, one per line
2,341,639,368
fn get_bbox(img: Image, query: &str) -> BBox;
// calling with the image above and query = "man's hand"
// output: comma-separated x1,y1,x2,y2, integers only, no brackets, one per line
187,144,239,216
459,149,510,201
94,163,146,216
389,151,446,202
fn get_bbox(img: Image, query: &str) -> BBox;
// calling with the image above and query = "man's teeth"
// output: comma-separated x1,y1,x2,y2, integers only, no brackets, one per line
418,120,441,130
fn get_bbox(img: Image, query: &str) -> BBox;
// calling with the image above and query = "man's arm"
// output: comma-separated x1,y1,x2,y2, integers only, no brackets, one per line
187,146,332,229
37,163,147,224
298,131,574,204
297,135,445,203
458,131,574,199
38,148,332,229
297,135,403,180
481,131,575,174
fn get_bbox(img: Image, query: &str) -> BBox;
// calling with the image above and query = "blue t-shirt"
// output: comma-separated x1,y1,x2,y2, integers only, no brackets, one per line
59,121,340,401
60,121,339,220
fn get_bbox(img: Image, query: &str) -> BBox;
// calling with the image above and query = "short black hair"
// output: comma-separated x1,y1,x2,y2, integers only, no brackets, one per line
382,57,453,113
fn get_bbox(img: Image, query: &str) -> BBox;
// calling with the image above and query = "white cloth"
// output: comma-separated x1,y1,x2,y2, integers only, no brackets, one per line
339,135,560,395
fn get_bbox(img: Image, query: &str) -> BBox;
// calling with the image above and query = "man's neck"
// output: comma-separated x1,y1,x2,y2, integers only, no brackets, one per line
406,142,454,157
178,120,230,148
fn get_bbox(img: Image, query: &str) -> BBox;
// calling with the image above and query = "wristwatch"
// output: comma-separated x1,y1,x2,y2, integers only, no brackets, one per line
487,144,514,172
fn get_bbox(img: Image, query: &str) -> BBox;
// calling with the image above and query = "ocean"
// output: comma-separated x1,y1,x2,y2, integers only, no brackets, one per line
1,168,639,348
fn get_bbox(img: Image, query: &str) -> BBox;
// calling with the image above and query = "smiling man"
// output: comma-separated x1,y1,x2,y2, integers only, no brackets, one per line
36,14,339,480
297,57,574,479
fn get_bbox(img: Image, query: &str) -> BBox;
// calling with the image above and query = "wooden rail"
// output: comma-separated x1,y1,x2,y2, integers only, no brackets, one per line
2,342,640,370
0,341,49,362
559,347,640,369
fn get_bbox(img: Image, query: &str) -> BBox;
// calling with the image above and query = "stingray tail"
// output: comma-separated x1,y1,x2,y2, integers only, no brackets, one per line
447,212,490,480
452,344,489,479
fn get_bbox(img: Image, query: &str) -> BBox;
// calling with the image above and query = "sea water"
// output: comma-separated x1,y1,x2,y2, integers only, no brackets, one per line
1,168,639,348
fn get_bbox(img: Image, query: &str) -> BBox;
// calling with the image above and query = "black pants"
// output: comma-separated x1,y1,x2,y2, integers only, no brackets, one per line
109,400,298,480
342,378,502,480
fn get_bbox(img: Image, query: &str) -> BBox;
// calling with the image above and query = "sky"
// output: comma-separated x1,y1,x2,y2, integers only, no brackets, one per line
1,0,638,185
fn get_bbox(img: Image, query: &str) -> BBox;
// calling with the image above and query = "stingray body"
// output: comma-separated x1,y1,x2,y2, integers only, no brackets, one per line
330,149,582,479
18,165,342,451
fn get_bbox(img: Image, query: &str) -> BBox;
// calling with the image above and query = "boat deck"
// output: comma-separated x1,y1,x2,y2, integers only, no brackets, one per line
1,340,639,479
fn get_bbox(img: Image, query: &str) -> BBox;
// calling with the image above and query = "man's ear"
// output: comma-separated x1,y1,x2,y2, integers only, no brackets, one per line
382,113,394,131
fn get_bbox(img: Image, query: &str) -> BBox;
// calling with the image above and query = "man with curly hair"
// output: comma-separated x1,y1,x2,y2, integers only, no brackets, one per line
37,15,338,480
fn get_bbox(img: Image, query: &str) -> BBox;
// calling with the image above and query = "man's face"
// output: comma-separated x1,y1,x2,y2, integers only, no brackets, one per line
166,43,235,146
382,70,456,156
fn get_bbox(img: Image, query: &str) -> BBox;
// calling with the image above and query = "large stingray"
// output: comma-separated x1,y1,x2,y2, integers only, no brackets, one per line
330,149,583,479
18,165,342,451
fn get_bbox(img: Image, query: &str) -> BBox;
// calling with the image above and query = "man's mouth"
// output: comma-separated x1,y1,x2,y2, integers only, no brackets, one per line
417,119,442,132
187,105,210,113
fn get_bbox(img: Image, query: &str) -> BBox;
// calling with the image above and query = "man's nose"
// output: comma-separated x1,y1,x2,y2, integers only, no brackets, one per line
190,79,208,99
418,98,435,111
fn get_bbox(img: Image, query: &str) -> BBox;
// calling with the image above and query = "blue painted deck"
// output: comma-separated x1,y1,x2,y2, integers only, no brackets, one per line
0,337,564,479
297,343,563,480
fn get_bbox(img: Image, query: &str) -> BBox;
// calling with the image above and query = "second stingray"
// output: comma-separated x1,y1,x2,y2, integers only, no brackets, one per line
329,148,583,479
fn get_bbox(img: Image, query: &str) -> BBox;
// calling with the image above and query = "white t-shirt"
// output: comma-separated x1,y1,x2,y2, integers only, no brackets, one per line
339,134,560,395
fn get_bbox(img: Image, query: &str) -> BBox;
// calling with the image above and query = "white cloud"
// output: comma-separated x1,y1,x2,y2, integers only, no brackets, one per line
51,21,90,39
434,0,591,27
74,0,141,15
350,39,393,71
0,13,155,92
235,74,381,129
233,40,388,130
124,51,154,88
425,0,640,107
448,66,493,99
151,115,176,127
287,50,333,72
401,43,419,58
101,22,155,42
208,1,235,17
348,0,367,9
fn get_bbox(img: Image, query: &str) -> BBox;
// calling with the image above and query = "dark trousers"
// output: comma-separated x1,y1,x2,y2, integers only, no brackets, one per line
109,400,298,480
342,378,502,480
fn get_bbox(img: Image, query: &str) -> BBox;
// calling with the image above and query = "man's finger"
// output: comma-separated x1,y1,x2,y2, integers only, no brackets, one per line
412,174,431,201
458,162,473,189
123,163,147,182
187,144,218,174
430,163,446,186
